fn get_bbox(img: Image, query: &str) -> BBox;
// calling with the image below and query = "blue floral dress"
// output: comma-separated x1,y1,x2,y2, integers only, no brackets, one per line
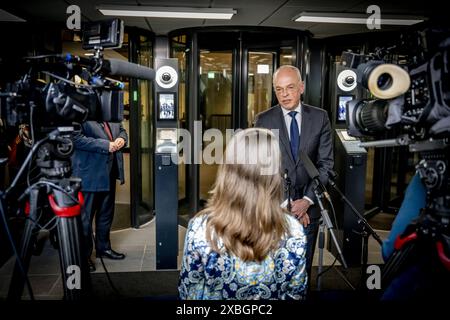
178,214,307,300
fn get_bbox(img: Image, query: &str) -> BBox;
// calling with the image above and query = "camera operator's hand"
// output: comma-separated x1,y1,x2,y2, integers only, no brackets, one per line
109,142,118,153
114,137,125,150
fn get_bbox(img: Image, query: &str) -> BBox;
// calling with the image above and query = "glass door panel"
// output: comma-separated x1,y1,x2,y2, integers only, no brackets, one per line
199,50,232,200
247,52,274,127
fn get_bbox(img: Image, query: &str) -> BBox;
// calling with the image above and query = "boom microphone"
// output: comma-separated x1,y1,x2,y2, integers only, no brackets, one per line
300,152,320,180
60,54,156,81
299,152,331,201
105,59,155,81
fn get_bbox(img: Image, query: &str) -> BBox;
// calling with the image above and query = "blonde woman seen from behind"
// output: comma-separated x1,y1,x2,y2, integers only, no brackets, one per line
178,128,308,300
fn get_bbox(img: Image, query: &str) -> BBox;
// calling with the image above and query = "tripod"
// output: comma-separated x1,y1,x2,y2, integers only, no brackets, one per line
313,179,349,290
328,170,383,287
3,128,90,300
381,212,450,299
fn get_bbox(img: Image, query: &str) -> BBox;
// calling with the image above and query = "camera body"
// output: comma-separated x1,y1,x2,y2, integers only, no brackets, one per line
342,28,450,295
0,19,125,137
343,29,450,141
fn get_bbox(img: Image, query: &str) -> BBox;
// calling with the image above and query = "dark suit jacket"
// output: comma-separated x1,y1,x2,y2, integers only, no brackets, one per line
71,121,128,192
255,104,333,218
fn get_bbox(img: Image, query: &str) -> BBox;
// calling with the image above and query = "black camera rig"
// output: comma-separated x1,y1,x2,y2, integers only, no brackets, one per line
0,19,155,300
341,25,450,299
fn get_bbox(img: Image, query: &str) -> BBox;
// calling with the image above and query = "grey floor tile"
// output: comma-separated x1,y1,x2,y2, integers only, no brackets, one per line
47,275,63,297
98,244,145,255
27,253,61,275
20,274,60,298
93,249,145,273
0,275,11,297
0,259,14,276
140,256,156,271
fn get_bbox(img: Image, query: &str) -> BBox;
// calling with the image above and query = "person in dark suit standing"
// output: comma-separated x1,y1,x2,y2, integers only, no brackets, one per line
71,121,128,271
255,65,333,276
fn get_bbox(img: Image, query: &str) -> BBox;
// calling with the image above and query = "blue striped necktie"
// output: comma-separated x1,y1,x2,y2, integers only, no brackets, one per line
288,111,299,161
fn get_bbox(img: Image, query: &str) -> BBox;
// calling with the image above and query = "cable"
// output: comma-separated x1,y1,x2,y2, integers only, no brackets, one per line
0,194,35,300
327,195,339,230
19,181,79,204
5,136,49,196
317,257,337,279
92,233,122,298
316,256,356,291
317,190,356,289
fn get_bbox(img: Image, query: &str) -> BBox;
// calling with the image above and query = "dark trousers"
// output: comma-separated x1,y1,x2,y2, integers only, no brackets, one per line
81,178,116,257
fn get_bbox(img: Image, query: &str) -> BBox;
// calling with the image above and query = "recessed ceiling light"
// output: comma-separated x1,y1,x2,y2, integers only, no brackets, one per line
293,12,424,25
98,5,236,20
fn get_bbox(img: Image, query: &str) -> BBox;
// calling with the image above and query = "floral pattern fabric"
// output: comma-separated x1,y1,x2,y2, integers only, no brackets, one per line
178,214,307,300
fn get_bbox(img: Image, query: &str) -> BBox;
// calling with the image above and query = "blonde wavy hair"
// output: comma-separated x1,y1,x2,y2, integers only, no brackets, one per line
198,128,289,262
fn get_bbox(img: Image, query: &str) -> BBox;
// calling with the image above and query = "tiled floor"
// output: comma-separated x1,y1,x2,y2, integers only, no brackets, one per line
0,217,389,300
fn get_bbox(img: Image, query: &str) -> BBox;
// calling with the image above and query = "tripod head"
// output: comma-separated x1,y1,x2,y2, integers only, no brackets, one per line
35,136,73,179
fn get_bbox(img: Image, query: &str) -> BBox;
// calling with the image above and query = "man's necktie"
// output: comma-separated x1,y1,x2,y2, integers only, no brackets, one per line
288,111,299,161
103,122,114,141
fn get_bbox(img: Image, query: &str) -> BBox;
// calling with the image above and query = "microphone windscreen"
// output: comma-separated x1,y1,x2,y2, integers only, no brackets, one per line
299,152,320,180
107,59,155,81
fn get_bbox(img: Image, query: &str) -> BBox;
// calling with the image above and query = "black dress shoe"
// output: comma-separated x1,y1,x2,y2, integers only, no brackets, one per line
96,249,125,260
88,259,96,272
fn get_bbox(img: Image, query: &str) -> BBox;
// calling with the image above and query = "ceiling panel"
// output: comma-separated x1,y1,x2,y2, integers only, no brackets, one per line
0,0,441,38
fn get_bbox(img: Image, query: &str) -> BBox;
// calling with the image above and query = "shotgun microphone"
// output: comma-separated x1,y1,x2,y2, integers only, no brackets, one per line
299,152,331,201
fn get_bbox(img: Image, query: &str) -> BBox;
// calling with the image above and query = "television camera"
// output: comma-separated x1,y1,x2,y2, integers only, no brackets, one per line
342,26,450,298
0,19,155,300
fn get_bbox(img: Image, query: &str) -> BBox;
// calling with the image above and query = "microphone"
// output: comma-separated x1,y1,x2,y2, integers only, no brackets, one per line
299,152,331,201
60,54,156,81
105,59,155,81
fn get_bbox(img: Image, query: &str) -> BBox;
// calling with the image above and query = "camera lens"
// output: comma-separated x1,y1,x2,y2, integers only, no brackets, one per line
161,72,172,83
344,76,355,86
356,99,388,135
377,73,392,90
337,69,357,92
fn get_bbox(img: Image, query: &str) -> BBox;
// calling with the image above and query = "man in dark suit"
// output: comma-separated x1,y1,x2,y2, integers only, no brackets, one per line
71,121,128,271
255,65,333,276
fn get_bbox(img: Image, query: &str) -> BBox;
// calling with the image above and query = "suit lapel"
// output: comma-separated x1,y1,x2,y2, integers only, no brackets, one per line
296,104,312,165
275,105,295,165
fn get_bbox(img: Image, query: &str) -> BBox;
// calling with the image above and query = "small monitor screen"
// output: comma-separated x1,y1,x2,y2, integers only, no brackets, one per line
337,95,353,122
158,93,176,120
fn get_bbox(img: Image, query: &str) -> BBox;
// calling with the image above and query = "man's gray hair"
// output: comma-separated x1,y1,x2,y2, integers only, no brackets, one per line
273,65,303,85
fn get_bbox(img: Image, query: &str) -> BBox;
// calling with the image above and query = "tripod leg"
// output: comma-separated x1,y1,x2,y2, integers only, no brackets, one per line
7,218,37,300
317,221,325,291
56,215,90,300
360,233,369,290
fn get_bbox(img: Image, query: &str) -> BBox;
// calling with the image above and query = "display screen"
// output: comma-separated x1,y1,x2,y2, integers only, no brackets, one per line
158,92,176,120
337,95,353,122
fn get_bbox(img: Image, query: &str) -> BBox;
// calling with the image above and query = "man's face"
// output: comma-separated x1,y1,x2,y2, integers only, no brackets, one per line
273,69,304,110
